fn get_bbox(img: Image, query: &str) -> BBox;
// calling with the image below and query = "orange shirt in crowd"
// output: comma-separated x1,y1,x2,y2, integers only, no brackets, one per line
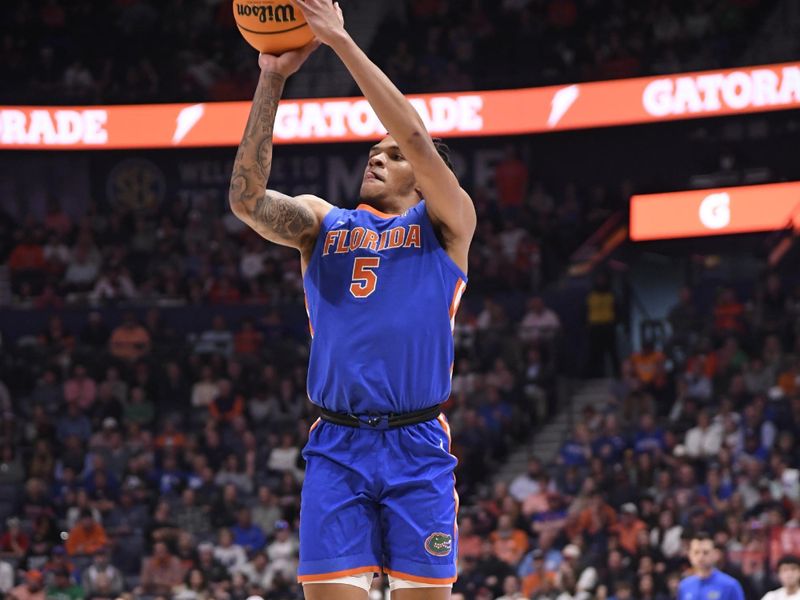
457,533,482,560
610,518,648,555
490,529,529,565
65,523,108,556
109,325,151,362
569,504,618,539
631,350,667,385
523,571,557,597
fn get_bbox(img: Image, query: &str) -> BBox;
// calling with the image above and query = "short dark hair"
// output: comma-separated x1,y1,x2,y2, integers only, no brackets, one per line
691,531,713,543
778,555,800,569
432,138,456,174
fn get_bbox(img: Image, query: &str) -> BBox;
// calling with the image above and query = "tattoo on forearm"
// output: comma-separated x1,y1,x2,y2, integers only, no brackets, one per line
229,71,313,241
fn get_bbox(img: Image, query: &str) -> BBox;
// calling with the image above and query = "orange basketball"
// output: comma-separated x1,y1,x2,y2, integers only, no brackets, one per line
233,0,314,55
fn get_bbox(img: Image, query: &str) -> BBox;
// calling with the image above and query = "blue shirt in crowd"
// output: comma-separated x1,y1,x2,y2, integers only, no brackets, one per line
678,569,745,600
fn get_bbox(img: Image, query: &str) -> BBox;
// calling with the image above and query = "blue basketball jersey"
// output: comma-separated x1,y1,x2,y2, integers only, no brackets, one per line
303,200,467,415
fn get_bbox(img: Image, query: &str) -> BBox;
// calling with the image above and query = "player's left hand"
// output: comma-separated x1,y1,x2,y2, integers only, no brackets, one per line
294,0,345,46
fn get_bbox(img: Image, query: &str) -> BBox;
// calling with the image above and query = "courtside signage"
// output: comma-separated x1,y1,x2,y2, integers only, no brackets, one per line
1,62,798,149
630,182,800,241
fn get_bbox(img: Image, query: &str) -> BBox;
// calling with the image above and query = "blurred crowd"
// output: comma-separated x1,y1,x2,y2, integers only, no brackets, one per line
374,0,777,93
5,176,800,600
447,275,800,600
0,0,786,105
3,141,616,307
0,177,563,600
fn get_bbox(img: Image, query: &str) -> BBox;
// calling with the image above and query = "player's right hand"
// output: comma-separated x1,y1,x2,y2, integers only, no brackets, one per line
258,39,321,78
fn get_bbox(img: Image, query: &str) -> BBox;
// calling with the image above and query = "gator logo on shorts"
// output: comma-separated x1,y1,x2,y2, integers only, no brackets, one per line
424,532,452,557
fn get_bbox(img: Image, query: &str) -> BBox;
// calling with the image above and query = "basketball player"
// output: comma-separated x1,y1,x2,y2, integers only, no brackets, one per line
762,556,800,600
228,1,476,599
678,533,745,600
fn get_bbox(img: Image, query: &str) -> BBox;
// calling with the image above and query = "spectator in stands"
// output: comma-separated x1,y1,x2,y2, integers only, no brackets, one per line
213,528,246,572
80,547,123,599
491,514,530,566
172,568,211,600
46,567,84,600
585,271,620,377
65,509,108,557
685,410,723,458
494,144,529,215
208,380,244,424
9,570,46,600
265,520,298,582
137,541,185,597
195,543,228,587
236,551,273,591
63,364,96,411
611,502,648,555
0,517,29,560
230,508,266,555
8,229,46,293
194,316,234,357
251,486,282,539
630,340,668,398
108,313,151,363
520,296,561,344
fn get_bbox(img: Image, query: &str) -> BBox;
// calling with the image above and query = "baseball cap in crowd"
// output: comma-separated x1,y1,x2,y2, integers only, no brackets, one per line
102,417,118,429
26,570,44,582
274,520,289,531
6,517,20,528
52,545,66,555
621,502,638,515
532,549,544,560
562,544,581,558
198,542,214,553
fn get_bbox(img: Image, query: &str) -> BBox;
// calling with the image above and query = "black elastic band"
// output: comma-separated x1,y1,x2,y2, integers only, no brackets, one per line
319,404,442,429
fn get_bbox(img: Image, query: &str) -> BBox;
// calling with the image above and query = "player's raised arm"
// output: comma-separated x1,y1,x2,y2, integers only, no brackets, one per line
228,45,332,253
295,0,477,244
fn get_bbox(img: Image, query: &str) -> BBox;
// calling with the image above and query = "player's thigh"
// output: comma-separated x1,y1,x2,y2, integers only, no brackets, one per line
381,420,458,582
303,582,370,600
299,444,382,575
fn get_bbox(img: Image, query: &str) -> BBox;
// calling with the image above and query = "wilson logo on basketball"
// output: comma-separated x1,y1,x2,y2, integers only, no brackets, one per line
424,532,452,557
235,3,297,23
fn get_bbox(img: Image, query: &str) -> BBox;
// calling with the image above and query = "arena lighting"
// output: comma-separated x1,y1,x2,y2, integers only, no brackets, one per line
0,61,798,150
629,182,800,241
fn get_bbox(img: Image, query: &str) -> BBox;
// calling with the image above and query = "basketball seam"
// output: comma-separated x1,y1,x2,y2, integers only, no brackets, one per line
236,22,309,35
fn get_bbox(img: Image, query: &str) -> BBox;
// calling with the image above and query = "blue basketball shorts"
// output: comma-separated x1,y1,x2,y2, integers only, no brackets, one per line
297,413,459,585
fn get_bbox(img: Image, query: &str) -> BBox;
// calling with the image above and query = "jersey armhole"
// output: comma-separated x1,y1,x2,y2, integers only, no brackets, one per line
419,201,469,283
304,207,344,281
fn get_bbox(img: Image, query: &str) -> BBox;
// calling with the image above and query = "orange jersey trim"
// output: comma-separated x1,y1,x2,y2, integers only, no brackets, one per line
437,414,461,560
356,203,397,219
449,279,467,332
297,565,380,583
303,293,314,338
384,569,457,585
309,417,321,434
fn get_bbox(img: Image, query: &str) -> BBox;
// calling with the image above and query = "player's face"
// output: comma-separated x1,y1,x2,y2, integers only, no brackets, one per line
688,540,715,571
360,136,418,203
779,564,800,589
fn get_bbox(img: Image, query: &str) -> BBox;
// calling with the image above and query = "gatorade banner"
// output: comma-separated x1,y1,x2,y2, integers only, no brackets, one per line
630,181,800,241
1,61,799,150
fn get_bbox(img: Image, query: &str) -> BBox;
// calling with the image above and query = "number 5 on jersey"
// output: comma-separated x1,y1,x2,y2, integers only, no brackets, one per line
350,257,381,298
